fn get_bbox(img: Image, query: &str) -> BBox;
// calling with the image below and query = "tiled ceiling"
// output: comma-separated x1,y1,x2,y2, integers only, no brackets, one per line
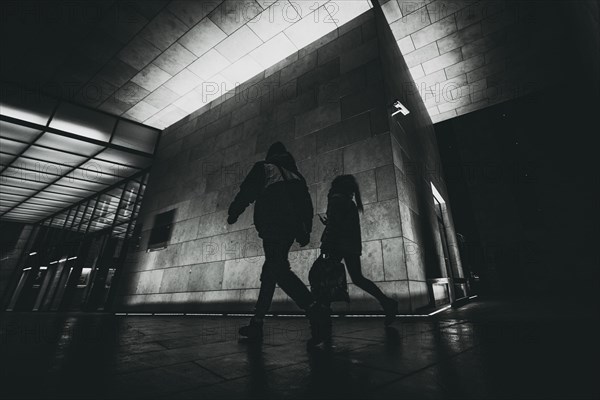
2,0,373,130
1,0,554,131
0,91,160,223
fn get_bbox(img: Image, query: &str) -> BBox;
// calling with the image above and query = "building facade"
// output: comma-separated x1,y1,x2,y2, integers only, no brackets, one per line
114,6,466,314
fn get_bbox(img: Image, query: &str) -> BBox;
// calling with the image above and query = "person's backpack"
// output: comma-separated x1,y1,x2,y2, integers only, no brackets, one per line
309,254,350,303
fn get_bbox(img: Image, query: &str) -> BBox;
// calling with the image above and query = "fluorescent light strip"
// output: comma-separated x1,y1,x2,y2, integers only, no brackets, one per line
113,295,484,318
154,313,185,316
428,305,452,316
67,256,77,261
29,252,37,256
114,310,453,318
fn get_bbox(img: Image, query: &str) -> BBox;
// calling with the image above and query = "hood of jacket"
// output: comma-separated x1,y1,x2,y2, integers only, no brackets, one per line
266,151,298,172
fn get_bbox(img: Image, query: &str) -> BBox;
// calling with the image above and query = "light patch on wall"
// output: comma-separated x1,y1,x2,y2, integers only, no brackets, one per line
431,182,446,204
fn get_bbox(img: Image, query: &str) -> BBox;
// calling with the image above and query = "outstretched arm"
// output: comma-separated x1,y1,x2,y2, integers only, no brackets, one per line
227,162,264,224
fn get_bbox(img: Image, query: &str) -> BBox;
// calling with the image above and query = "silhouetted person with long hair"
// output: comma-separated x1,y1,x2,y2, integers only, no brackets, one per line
318,175,398,338
227,142,327,343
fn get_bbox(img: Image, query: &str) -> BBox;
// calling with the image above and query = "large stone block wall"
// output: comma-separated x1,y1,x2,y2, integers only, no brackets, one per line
115,5,463,313
380,0,564,123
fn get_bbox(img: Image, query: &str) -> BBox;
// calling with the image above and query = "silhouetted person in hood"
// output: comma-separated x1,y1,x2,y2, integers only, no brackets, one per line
228,142,327,343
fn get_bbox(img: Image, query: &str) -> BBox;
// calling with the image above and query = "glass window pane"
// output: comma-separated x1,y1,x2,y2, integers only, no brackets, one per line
50,102,115,142
35,133,104,156
95,148,152,169
112,120,159,154
51,219,66,228
88,221,111,232
0,121,42,142
0,138,28,154
113,223,128,238
22,145,88,166
0,90,57,126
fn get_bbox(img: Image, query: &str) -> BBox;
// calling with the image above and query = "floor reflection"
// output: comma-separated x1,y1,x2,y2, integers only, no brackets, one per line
1,300,598,399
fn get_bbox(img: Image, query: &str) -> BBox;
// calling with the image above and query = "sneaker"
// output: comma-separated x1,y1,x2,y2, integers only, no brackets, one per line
383,298,398,327
238,318,263,340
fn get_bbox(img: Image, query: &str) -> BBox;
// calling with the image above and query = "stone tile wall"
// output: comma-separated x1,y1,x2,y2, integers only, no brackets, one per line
115,5,464,313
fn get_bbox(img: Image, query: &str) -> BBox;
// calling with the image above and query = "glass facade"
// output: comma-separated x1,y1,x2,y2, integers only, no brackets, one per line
6,172,149,312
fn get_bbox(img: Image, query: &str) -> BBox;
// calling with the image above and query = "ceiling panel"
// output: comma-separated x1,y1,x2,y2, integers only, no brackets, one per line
14,202,63,213
21,145,89,166
2,176,48,191
0,138,29,154
1,166,59,184
49,102,116,142
23,197,67,208
36,190,84,203
0,121,42,142
0,152,15,165
0,185,37,197
0,0,373,130
35,133,104,156
54,176,108,192
0,92,57,126
43,184,96,198
0,199,21,207
95,148,152,169
79,158,141,177
111,119,158,154
68,167,125,186
0,192,27,201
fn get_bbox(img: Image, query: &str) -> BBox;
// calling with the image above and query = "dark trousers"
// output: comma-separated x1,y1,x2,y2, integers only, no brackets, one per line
318,252,389,308
253,238,313,319
343,254,389,305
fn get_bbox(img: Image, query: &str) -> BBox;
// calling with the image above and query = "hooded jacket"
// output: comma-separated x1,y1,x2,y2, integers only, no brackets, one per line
228,152,313,241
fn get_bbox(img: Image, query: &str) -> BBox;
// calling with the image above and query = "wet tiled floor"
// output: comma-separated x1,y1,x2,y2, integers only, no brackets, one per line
1,299,598,399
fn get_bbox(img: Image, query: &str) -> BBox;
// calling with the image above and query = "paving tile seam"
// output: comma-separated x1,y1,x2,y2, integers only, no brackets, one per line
111,347,252,376
373,344,481,390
